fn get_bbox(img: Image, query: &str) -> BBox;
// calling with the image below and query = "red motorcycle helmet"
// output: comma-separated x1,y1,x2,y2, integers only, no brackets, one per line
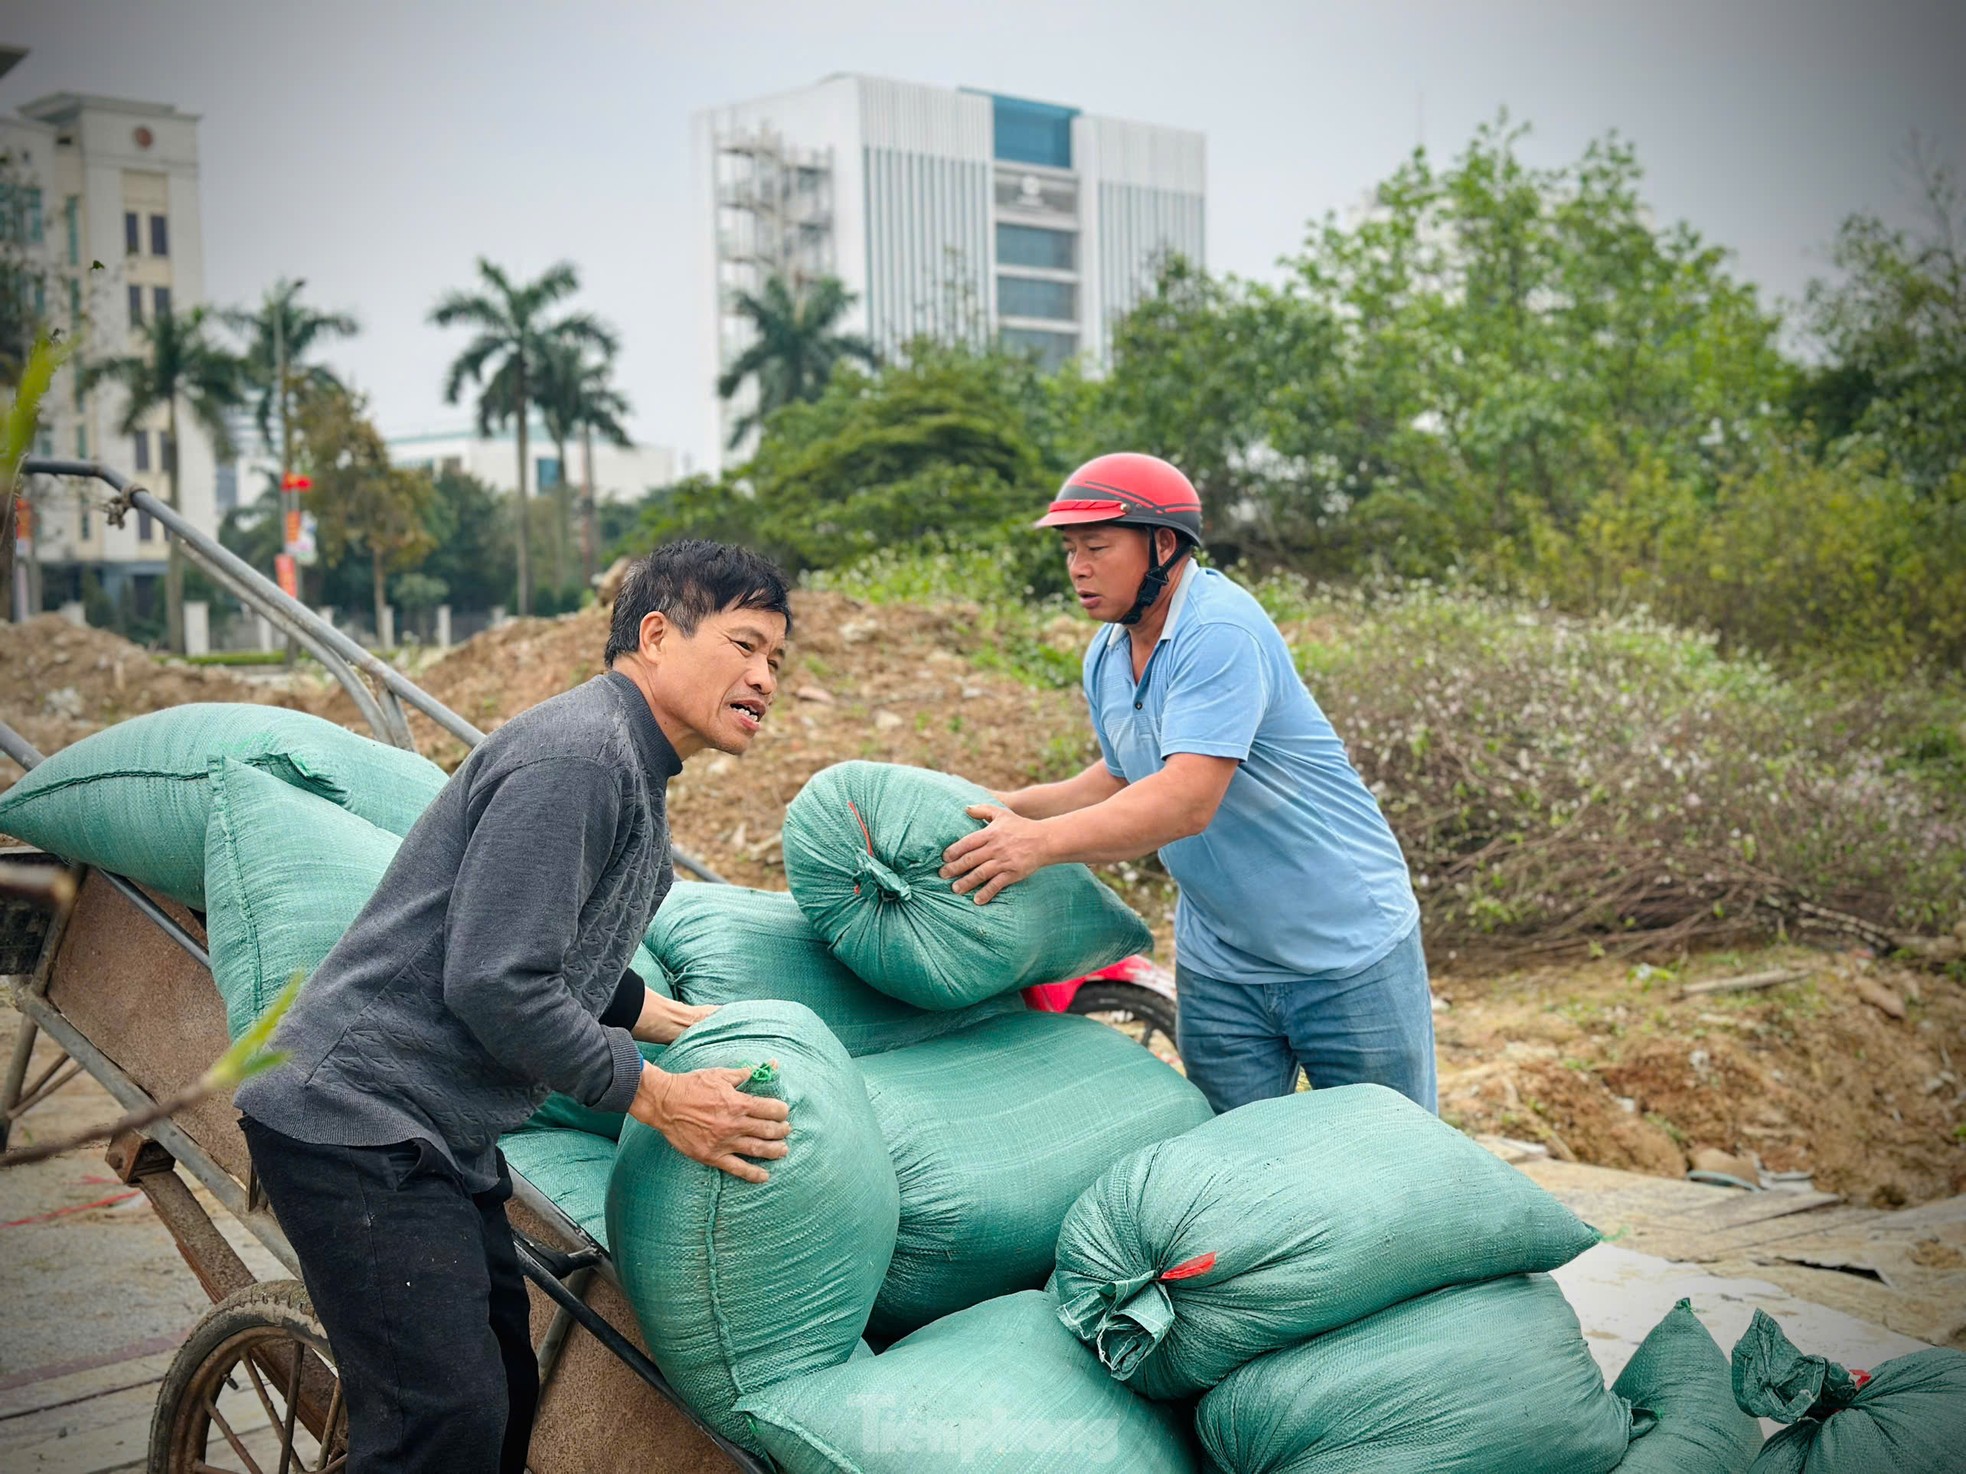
1036,453,1204,624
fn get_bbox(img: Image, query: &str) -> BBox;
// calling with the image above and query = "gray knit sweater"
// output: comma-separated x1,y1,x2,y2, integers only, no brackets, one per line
237,672,679,1190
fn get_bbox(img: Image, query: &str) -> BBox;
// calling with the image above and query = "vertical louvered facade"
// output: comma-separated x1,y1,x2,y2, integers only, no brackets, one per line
696,75,1204,466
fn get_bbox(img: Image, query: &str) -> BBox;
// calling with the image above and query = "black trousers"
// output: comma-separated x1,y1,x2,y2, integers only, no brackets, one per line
241,1117,538,1474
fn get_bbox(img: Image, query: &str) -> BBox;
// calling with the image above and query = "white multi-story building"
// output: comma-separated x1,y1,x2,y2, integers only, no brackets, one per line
694,74,1206,464
385,422,677,504
2,68,211,632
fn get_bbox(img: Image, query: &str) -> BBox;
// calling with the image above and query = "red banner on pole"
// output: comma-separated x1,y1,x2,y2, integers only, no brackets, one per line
275,553,298,599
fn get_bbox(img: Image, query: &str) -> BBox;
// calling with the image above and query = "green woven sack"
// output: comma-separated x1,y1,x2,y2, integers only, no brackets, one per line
737,1290,1201,1474
1197,1274,1634,1474
500,1124,616,1249
858,1011,1211,1339
781,761,1151,1009
1613,1300,1761,1472
204,758,403,1039
1734,1309,1966,1473
607,1000,899,1452
648,881,1024,1053
0,703,446,907
1054,1083,1601,1400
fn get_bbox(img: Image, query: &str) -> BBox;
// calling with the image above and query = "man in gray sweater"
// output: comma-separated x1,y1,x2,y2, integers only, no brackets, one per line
236,540,793,1473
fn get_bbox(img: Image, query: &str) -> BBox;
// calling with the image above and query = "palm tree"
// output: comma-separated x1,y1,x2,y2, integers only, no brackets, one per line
223,278,359,464
538,339,633,589
716,275,876,450
83,306,243,651
429,259,614,616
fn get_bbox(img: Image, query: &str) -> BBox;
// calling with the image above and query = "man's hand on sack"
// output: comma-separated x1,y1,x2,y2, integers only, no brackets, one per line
633,991,718,1045
940,803,1052,905
631,1062,791,1184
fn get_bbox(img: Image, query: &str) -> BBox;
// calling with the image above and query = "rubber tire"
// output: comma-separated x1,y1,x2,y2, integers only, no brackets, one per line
149,1278,343,1474
1064,981,1182,1063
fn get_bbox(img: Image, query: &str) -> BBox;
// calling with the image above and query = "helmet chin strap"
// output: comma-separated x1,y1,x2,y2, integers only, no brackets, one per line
1120,537,1184,626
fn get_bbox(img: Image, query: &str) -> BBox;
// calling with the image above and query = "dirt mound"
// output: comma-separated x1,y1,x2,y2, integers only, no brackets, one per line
318,591,1138,898
1436,949,1966,1208
0,616,299,787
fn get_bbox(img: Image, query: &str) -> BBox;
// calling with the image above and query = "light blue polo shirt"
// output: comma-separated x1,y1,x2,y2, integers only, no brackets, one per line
1084,564,1419,984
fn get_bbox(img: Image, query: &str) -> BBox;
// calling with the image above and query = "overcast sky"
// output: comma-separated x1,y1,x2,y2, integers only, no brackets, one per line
6,1,1963,468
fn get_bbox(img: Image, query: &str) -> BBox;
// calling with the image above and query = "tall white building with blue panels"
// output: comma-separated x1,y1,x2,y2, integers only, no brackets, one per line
694,74,1205,464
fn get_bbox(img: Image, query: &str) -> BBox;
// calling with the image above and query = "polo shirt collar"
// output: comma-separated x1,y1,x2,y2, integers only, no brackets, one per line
1105,558,1201,650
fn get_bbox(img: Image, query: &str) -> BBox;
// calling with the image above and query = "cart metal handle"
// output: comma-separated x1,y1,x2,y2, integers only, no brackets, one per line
18,458,726,883
514,1234,774,1474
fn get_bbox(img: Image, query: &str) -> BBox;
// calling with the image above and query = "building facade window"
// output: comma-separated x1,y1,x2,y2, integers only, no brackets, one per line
134,430,150,471
997,223,1076,271
160,432,175,474
537,456,562,490
125,211,141,255
149,213,169,257
998,275,1077,322
78,504,91,540
127,283,144,326
76,425,87,458
65,197,79,265
992,95,1076,169
153,285,172,318
1000,326,1079,371
138,509,156,541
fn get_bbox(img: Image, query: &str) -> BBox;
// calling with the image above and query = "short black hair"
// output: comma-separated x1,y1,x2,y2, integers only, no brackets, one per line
604,539,793,665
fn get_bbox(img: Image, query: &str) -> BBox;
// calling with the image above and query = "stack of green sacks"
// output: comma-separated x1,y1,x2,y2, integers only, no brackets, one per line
782,761,1150,1009
646,882,1026,1053
858,1010,1210,1338
1054,1085,1634,1472
0,704,446,907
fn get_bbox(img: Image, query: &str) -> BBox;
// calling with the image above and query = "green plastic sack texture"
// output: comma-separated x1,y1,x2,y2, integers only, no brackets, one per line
782,762,1151,1009
1733,1309,1966,1474
204,758,402,1040
499,1124,616,1250
1053,1083,1601,1400
0,704,446,907
1613,1299,1761,1473
858,1010,1211,1340
737,1290,1201,1474
648,881,1024,1054
1197,1274,1634,1474
606,1000,899,1452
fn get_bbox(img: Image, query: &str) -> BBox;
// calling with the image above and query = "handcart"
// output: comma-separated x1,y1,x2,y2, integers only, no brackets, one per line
1,459,766,1473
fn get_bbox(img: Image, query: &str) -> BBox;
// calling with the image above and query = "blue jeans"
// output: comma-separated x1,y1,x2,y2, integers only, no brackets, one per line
1176,924,1437,1114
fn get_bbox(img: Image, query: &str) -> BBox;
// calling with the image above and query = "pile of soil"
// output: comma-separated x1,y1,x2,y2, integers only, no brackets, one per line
1435,948,1966,1208
314,591,1151,904
0,616,302,787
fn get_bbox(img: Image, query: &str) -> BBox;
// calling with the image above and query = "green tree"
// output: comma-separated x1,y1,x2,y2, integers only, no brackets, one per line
537,337,633,595
223,278,359,460
0,152,60,391
82,305,244,651
294,385,435,642
429,258,614,615
416,466,518,614
716,275,877,449
1794,148,1966,490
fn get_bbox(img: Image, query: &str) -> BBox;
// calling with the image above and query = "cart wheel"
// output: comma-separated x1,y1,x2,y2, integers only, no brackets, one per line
149,1279,348,1473
1065,982,1182,1067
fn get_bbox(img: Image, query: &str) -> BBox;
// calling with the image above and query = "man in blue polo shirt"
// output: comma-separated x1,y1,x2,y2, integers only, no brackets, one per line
940,452,1435,1112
